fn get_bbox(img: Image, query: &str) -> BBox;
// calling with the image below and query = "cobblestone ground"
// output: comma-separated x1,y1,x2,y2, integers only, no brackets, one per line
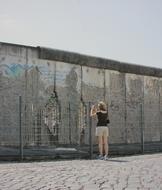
0,153,162,190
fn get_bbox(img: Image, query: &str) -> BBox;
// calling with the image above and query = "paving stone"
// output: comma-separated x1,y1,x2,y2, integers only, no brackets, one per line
0,153,162,189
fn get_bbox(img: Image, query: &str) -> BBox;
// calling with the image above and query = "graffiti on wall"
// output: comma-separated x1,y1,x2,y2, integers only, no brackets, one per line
0,62,71,87
0,63,33,77
39,65,69,87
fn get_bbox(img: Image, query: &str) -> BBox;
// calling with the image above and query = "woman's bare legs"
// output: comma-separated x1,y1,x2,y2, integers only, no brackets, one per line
103,134,108,156
98,136,103,156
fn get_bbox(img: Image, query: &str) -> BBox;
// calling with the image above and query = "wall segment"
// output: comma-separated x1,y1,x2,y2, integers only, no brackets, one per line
0,42,162,150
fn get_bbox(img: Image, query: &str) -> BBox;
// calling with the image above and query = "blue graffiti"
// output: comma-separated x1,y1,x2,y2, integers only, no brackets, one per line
0,63,33,77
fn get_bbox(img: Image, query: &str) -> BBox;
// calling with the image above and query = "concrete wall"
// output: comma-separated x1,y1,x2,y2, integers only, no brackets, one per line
0,42,162,147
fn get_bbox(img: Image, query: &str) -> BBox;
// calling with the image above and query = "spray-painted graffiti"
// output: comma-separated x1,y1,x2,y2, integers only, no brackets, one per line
0,63,33,77
0,62,76,89
38,62,76,87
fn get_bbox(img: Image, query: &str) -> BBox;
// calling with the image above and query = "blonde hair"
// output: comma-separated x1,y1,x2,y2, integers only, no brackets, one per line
98,101,107,111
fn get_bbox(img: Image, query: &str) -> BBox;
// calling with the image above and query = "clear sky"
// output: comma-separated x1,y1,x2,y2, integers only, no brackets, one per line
0,0,162,68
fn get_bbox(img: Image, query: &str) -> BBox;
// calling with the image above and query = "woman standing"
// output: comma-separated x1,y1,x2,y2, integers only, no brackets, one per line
90,101,110,160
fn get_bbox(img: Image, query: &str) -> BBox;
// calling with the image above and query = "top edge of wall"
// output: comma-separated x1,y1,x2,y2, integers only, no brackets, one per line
1,41,162,78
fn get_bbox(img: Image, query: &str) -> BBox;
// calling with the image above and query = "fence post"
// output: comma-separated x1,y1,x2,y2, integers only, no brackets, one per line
89,102,93,159
19,95,23,161
68,102,71,144
140,103,144,153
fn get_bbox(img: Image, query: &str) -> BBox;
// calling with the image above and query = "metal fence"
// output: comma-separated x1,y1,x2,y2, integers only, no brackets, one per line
0,95,162,160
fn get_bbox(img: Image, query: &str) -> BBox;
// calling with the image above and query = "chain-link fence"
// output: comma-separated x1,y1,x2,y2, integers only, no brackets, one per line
0,95,162,160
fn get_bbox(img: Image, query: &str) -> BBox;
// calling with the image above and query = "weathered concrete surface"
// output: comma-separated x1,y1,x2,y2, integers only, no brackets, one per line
0,153,162,190
38,46,162,77
107,70,126,144
144,76,160,142
126,74,143,144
